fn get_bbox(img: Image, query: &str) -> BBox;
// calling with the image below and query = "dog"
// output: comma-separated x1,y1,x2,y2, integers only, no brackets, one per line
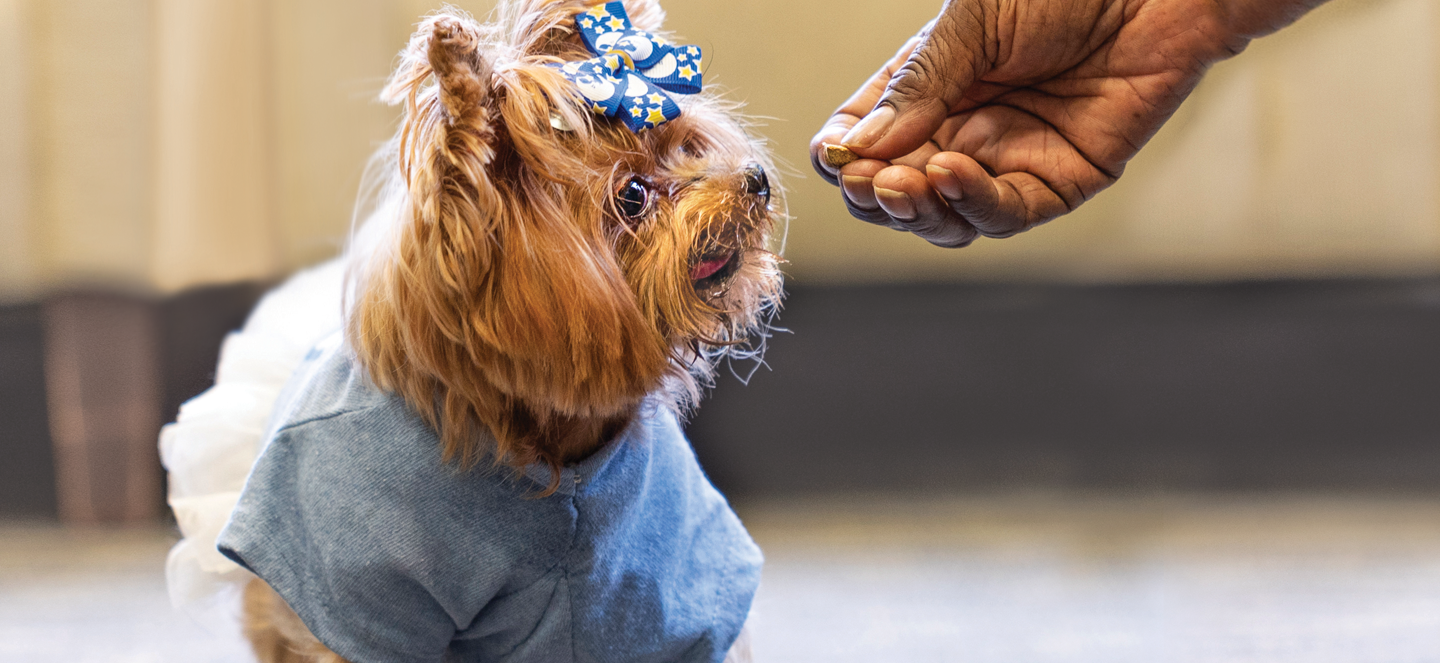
181,1,783,661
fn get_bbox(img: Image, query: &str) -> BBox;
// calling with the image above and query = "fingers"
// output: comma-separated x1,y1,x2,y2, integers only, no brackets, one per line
836,159,898,227
842,2,988,161
838,160,980,248
834,145,1070,247
925,151,1072,238
826,145,1072,248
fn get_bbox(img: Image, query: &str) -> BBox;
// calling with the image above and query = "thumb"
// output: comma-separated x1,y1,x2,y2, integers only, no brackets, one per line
842,3,984,160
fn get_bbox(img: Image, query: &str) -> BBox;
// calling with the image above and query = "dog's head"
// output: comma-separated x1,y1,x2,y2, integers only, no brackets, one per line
348,0,783,472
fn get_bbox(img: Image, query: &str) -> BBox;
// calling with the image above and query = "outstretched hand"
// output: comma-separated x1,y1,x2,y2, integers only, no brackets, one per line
811,0,1320,247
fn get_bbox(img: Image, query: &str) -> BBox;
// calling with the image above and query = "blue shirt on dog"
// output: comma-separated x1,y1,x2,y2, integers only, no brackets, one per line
217,334,762,663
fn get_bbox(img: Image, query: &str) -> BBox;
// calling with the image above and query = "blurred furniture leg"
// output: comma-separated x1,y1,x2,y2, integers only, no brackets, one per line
43,293,162,524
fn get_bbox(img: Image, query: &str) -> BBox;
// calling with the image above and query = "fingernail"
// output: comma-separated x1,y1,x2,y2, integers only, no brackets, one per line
841,175,878,210
873,187,916,220
841,106,895,150
927,165,962,200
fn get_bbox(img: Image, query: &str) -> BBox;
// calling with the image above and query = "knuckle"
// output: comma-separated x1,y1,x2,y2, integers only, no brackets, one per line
929,234,975,249
844,199,894,226
972,219,1027,238
905,213,977,248
885,0,979,104
889,50,940,100
974,220,1024,238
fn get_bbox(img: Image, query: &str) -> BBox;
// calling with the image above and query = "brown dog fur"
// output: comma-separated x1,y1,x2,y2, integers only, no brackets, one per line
243,579,352,663
349,0,781,477
243,0,781,660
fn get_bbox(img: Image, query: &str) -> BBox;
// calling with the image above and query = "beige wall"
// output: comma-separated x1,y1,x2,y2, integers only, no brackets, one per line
1,0,1437,301
5,0,157,298
0,0,33,298
0,0,422,301
150,0,275,291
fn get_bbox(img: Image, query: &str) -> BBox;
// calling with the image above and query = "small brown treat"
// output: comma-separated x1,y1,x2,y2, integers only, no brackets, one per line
822,143,858,169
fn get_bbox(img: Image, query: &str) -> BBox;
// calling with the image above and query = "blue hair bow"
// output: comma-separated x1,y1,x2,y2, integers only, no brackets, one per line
553,2,703,132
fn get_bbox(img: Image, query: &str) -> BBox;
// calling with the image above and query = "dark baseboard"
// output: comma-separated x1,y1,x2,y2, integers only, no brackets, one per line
5,277,1440,517
687,278,1440,497
0,284,266,520
0,304,56,518
157,283,272,424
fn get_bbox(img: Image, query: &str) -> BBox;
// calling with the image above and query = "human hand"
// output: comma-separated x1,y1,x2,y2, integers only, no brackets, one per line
811,0,1324,247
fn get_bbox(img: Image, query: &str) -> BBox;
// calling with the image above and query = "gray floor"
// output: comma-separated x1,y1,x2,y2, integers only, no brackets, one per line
5,494,1440,662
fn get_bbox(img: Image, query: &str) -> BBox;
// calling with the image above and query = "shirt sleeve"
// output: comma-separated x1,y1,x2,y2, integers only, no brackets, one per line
218,413,458,663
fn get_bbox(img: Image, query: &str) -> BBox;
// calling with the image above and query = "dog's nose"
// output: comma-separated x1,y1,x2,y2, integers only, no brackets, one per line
743,163,769,203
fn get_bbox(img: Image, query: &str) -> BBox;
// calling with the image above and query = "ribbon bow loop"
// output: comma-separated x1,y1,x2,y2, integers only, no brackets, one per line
553,2,703,131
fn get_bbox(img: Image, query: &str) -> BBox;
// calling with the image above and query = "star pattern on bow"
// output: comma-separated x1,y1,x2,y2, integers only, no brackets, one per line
550,1,704,132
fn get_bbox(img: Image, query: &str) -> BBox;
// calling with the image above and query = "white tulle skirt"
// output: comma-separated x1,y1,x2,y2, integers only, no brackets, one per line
159,259,346,624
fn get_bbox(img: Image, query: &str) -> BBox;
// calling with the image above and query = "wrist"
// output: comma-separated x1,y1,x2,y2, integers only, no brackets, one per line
1216,0,1329,41
1127,0,1322,68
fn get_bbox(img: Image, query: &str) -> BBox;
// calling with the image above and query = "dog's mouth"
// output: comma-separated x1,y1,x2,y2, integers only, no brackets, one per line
690,250,739,290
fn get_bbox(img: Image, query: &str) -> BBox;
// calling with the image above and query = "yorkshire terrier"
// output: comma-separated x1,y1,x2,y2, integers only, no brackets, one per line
191,0,783,661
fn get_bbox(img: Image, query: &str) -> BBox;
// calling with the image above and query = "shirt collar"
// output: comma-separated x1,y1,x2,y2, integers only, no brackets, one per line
519,401,667,496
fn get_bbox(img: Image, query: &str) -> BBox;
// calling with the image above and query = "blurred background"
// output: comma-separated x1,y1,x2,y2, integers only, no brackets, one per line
2,0,1440,660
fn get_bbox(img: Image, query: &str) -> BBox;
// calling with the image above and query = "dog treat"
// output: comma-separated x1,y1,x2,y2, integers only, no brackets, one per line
822,143,859,169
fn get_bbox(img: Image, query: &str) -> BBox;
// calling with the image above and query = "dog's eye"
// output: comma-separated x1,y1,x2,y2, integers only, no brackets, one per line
743,163,770,204
615,177,651,221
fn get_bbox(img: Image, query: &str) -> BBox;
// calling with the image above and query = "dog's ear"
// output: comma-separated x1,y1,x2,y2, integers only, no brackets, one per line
382,10,498,158
378,10,506,249
422,14,495,128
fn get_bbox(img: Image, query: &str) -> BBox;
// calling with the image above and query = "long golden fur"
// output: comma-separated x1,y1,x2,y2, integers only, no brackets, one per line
349,0,783,478
243,0,782,660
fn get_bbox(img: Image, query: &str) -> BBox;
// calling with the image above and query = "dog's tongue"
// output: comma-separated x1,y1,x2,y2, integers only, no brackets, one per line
690,253,733,281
